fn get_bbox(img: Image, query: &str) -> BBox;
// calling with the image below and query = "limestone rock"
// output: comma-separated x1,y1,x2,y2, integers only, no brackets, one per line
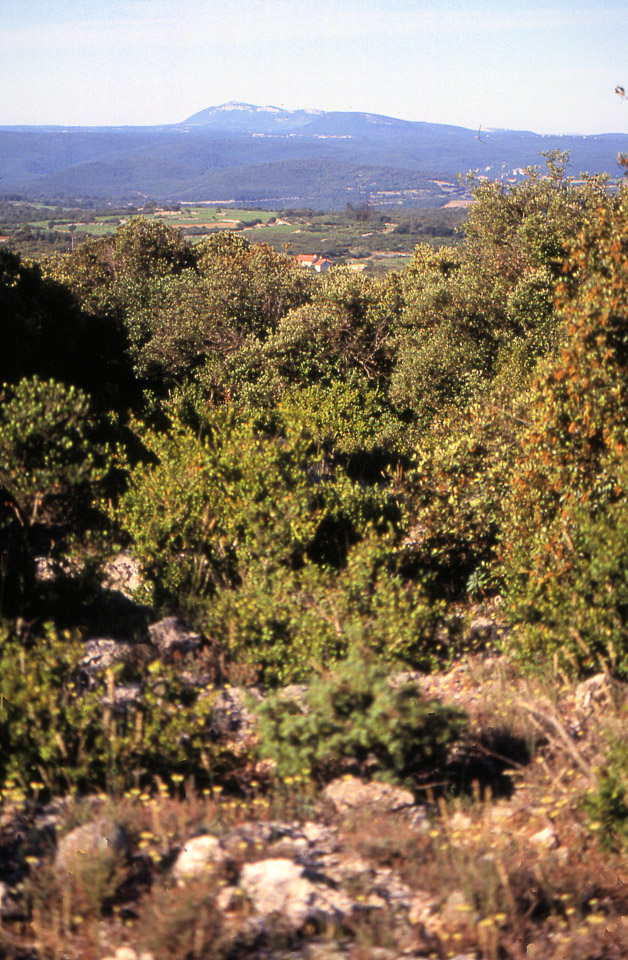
240,858,354,928
440,888,477,927
148,616,201,658
56,819,128,875
210,685,260,740
0,880,25,919
81,639,142,675
467,616,497,643
575,673,624,712
172,835,229,883
103,552,144,600
408,889,439,928
104,683,143,708
316,852,373,885
323,776,416,815
100,948,155,960
529,826,558,852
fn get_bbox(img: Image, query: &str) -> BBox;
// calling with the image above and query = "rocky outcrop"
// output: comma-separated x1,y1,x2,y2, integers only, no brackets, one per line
239,858,354,928
323,776,416,815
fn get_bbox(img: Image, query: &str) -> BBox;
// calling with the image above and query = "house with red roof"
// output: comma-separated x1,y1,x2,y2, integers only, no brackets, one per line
295,254,333,273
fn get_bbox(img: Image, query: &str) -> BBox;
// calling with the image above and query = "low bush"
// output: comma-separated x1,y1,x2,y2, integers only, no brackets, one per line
116,409,441,683
0,621,240,794
204,531,440,684
254,648,467,784
584,738,628,850
506,455,628,678
501,188,628,677
0,376,112,530
0,376,116,614
396,388,524,600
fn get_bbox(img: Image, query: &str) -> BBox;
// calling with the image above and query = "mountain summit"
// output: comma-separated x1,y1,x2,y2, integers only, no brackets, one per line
183,101,324,132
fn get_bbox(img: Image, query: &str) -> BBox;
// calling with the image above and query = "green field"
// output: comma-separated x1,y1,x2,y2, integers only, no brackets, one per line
1,200,467,267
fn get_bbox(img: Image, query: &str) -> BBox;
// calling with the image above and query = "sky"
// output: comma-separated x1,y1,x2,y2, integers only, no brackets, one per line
1,0,627,135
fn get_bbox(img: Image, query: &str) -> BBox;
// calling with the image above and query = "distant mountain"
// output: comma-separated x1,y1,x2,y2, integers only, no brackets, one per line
1,102,627,208
183,101,325,132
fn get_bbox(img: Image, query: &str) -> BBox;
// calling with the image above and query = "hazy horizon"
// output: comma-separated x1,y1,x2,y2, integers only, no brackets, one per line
2,0,627,137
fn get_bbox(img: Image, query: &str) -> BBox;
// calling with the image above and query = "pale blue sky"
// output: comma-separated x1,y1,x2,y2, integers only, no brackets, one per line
1,0,626,134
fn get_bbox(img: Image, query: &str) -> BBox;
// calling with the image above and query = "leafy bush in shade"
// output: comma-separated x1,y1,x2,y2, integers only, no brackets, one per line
506,455,628,678
115,408,440,683
584,738,628,851
0,376,115,614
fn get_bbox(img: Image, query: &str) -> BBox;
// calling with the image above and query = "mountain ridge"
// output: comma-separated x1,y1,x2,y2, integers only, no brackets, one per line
2,102,627,207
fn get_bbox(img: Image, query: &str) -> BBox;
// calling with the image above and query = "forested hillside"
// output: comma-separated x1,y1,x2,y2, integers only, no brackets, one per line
3,151,628,958
3,102,628,205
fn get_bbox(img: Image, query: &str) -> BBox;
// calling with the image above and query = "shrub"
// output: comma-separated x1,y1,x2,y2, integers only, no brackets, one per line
46,216,194,306
116,408,439,683
391,317,492,425
0,376,112,530
0,621,236,794
392,157,609,425
115,407,395,602
0,376,116,613
397,387,524,599
134,881,226,960
583,738,628,850
1,247,131,400
506,455,628,677
255,648,467,784
204,531,440,684
501,185,628,676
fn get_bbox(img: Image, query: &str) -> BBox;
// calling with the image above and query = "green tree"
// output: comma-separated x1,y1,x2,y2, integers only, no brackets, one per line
392,154,610,425
501,183,628,675
0,377,114,613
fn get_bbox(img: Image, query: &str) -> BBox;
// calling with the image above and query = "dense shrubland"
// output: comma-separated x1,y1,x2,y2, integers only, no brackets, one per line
1,150,627,790
5,150,628,959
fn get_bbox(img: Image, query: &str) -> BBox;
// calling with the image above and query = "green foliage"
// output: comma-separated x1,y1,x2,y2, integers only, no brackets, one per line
0,247,131,399
391,243,497,422
255,648,467,783
392,157,610,424
194,237,313,339
112,234,314,390
502,186,628,676
463,151,609,283
397,388,524,599
115,410,439,683
117,406,396,600
0,376,112,528
205,532,439,684
584,739,628,850
506,456,628,677
391,318,492,424
45,216,194,308
113,216,194,281
0,621,234,794
124,271,220,384
274,381,410,458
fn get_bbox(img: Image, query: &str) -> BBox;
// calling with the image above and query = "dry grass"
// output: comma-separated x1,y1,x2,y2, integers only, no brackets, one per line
1,655,627,959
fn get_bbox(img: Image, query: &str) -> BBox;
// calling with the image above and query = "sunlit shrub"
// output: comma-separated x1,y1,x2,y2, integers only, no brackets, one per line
255,647,467,783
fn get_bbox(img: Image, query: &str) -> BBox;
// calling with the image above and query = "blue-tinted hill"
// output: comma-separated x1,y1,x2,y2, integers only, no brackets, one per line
1,102,627,207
